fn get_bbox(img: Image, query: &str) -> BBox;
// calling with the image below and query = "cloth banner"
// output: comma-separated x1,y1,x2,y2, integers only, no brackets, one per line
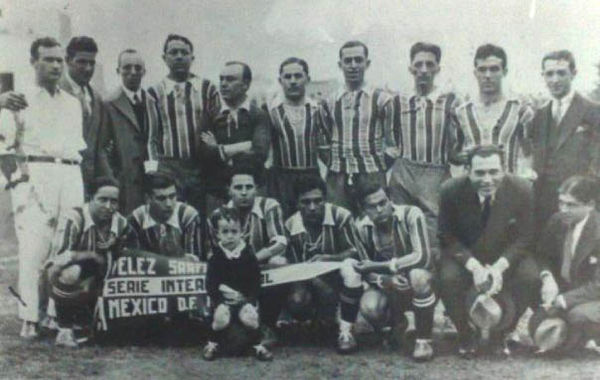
95,249,342,331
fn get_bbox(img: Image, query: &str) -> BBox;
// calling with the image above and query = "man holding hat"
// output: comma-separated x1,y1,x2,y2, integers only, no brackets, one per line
438,145,540,356
533,175,600,353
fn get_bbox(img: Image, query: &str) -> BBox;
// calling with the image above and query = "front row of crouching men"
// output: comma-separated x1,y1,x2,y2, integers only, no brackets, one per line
43,145,600,361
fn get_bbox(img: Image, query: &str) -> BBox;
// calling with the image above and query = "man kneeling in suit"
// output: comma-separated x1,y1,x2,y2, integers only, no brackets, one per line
534,175,600,353
438,145,540,357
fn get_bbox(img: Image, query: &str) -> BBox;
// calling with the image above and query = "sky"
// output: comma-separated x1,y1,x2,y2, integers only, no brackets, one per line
2,0,600,98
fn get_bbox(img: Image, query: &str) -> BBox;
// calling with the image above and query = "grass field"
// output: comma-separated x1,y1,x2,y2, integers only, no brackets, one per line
1,191,599,379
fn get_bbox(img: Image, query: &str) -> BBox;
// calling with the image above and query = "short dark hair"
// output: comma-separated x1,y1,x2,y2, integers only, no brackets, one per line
339,40,369,59
66,36,98,59
163,34,193,54
30,37,61,61
474,44,507,70
117,48,138,67
355,177,389,206
225,61,252,84
558,175,599,204
294,174,327,202
90,176,120,197
279,57,309,76
542,50,576,73
466,145,505,167
210,206,241,230
410,42,442,64
143,172,176,195
229,161,257,185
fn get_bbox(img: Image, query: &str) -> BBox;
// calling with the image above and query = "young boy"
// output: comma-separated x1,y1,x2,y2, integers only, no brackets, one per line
203,207,273,361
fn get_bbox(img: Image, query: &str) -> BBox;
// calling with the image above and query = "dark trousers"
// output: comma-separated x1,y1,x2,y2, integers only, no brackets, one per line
438,255,540,340
326,171,385,214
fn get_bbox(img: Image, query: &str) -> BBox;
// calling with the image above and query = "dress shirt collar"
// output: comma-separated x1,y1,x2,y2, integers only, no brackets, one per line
66,72,88,95
122,86,143,104
220,95,251,114
552,89,575,117
478,193,495,205
82,203,121,235
226,197,264,219
287,203,335,236
141,204,182,230
218,240,247,260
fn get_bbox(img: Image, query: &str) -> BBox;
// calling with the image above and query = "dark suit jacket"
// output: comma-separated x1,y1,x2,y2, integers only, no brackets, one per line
103,88,159,214
529,92,600,184
438,175,534,267
59,76,111,196
204,100,270,194
537,211,600,308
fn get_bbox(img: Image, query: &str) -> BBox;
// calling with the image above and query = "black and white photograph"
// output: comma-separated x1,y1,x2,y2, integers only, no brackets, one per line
1,1,599,378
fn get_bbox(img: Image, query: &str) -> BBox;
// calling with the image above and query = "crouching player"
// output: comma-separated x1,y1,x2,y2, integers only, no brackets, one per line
203,207,273,361
341,179,436,361
284,174,361,342
45,177,129,347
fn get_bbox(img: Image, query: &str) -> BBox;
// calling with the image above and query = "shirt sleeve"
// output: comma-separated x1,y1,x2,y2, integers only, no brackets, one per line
183,212,206,261
264,201,288,251
389,207,431,273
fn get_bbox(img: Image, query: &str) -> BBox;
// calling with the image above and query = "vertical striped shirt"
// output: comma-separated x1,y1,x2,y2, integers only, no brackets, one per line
284,203,359,262
354,204,431,272
210,197,287,257
127,202,206,260
391,91,461,166
454,98,534,172
52,204,129,256
320,85,394,174
267,98,326,169
147,75,220,160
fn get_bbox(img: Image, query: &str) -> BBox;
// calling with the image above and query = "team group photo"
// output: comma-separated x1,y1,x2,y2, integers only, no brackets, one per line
0,1,599,378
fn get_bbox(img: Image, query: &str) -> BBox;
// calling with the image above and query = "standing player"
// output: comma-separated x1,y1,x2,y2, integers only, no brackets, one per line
266,57,328,217
388,42,461,260
60,36,112,198
320,41,396,213
346,180,436,360
454,44,534,175
45,177,129,347
284,174,361,347
147,34,221,215
0,37,86,339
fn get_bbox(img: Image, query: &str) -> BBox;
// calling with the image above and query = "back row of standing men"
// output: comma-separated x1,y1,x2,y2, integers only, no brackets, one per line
1,33,599,359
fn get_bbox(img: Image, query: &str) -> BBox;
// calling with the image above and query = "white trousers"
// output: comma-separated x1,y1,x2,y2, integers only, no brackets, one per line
10,162,83,322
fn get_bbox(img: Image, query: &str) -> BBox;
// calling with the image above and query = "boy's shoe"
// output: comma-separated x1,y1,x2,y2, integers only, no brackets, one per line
203,341,220,361
253,344,273,361
20,321,38,340
55,328,78,348
413,338,434,362
337,329,358,354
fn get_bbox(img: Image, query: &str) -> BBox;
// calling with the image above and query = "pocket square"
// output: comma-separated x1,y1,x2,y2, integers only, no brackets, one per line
590,256,598,265
575,125,588,133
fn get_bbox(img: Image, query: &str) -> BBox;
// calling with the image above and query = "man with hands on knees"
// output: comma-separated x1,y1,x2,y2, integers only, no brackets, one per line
45,177,129,347
203,207,272,361
438,145,540,357
347,179,436,361
283,174,360,333
534,175,600,353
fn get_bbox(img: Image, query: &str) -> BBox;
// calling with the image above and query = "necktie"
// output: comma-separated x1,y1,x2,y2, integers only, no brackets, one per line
554,99,562,125
78,86,91,121
133,93,141,106
481,196,492,228
561,226,575,283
